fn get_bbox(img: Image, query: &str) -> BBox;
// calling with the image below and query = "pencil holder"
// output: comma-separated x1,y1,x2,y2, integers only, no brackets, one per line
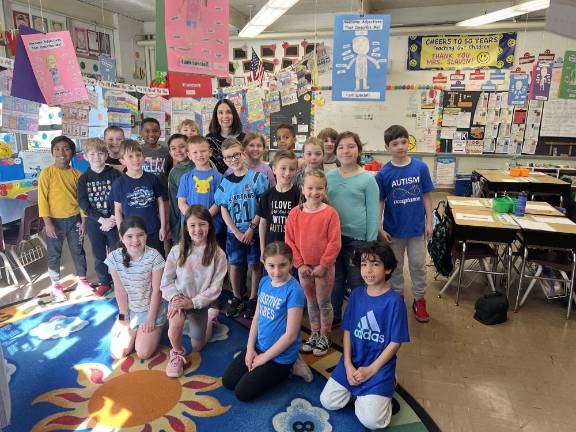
493,196,516,213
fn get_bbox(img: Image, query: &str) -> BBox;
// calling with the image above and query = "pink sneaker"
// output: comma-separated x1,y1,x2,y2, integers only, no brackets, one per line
166,349,186,378
51,283,67,302
76,278,94,296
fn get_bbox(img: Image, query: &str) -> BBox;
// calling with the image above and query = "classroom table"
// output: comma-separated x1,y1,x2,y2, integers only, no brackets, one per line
0,198,30,225
447,195,565,216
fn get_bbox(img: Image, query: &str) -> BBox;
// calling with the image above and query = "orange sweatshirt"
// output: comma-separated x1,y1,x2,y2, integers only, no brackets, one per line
285,204,342,269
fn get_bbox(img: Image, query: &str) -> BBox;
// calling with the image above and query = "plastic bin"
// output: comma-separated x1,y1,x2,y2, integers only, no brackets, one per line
454,174,472,196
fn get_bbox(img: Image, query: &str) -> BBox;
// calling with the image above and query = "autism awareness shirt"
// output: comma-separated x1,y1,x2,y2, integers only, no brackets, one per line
257,185,301,245
375,158,434,238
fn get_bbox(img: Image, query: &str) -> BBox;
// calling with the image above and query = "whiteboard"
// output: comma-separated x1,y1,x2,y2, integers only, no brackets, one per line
313,89,441,152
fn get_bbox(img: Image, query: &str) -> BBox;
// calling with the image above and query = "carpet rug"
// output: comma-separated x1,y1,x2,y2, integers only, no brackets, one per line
0,295,439,431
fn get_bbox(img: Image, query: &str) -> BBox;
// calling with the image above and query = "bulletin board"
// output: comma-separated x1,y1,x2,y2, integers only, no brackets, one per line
269,92,312,150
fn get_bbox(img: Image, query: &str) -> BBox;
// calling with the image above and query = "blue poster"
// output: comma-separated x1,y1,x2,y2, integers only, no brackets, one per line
508,73,529,106
99,54,117,82
332,14,390,102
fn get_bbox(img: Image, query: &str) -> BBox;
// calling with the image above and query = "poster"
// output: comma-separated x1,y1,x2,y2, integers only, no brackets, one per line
246,87,265,123
164,0,229,77
332,14,390,102
558,50,576,99
530,61,552,101
2,95,40,134
21,32,88,106
277,70,298,106
407,33,516,70
61,103,90,139
508,73,529,106
434,156,456,186
167,72,213,97
99,54,117,81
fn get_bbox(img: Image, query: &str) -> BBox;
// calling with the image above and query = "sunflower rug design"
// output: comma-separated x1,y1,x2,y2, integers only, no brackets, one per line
0,296,438,431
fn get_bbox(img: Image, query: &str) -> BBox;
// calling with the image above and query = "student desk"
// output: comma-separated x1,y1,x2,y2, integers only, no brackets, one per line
0,198,30,225
447,196,565,216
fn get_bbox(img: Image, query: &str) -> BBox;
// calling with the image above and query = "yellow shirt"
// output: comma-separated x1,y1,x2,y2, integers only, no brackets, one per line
38,165,82,219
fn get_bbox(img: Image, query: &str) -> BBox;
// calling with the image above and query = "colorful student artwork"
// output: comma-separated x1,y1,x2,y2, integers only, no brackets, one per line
1,94,40,134
508,73,529,105
530,61,552,101
11,25,44,104
164,0,229,77
105,90,137,136
407,33,517,70
98,54,117,81
20,31,88,106
61,103,90,138
559,50,576,99
332,14,390,101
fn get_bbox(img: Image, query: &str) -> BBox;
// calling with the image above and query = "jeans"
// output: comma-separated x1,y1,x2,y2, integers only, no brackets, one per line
332,236,365,321
146,231,165,257
388,235,427,299
46,215,87,283
86,218,119,286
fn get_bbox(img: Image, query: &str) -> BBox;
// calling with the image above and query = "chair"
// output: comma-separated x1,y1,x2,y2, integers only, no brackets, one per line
0,217,18,286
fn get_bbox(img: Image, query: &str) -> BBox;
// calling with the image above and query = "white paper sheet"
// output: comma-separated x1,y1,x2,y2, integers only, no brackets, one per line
532,216,573,225
455,213,494,222
515,219,555,231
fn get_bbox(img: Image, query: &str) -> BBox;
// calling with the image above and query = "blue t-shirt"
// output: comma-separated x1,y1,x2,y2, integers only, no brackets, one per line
214,169,269,233
332,286,409,397
256,276,305,364
177,168,224,232
112,172,163,234
375,158,434,238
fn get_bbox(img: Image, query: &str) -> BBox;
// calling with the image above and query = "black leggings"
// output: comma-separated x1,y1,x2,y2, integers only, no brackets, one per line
222,349,293,401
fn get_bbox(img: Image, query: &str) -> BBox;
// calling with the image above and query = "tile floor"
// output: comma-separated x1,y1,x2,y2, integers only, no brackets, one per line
2,192,575,431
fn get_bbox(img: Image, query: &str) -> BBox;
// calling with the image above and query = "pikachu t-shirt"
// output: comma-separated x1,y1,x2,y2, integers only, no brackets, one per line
177,168,224,232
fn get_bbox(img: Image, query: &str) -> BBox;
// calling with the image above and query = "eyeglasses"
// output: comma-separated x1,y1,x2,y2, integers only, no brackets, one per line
223,152,242,162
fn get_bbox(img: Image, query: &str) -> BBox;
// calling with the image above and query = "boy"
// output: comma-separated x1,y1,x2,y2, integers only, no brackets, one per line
317,127,339,172
167,134,194,242
104,126,125,170
320,241,409,430
177,119,200,139
215,139,268,319
225,133,275,187
77,138,121,296
39,136,90,301
140,117,169,181
275,124,297,151
112,139,166,255
375,125,434,323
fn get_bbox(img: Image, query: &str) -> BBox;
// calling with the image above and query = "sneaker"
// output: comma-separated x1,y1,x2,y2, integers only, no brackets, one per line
51,283,67,302
94,284,112,297
166,349,186,378
291,355,313,382
313,335,331,357
413,298,430,323
300,331,320,354
76,278,94,296
226,297,245,318
242,298,257,320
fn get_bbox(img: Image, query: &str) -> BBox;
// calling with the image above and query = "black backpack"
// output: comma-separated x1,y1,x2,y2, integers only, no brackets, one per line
474,292,509,325
427,201,454,277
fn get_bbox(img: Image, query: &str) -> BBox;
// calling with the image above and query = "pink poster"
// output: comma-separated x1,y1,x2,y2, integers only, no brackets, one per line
21,31,88,106
164,0,229,77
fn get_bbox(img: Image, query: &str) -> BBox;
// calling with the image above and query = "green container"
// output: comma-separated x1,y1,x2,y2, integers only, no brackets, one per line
493,196,516,213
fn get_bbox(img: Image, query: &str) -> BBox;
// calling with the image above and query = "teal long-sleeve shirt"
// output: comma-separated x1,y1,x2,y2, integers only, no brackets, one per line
326,169,380,241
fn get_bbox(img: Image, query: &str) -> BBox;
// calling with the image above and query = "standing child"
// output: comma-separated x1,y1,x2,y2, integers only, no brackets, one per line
376,125,434,322
39,136,90,301
112,140,167,255
177,119,200,139
294,137,324,187
161,205,227,377
222,242,306,401
166,134,194,243
226,133,275,187
104,126,125,170
320,241,408,431
105,216,167,360
140,117,169,179
317,128,339,172
285,170,341,356
77,138,121,297
215,138,268,319
275,124,297,151
327,131,380,326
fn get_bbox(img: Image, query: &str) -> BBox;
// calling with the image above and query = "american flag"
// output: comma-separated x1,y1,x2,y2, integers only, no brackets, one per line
250,48,265,83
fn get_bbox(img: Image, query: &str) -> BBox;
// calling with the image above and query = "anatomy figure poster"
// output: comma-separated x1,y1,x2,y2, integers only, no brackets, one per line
332,14,390,102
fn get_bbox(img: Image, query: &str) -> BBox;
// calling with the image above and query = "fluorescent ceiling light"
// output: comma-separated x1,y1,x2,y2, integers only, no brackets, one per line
239,0,301,38
456,0,550,26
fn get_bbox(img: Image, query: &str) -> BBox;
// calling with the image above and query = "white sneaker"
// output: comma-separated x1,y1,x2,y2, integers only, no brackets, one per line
51,283,67,302
291,355,313,382
313,335,331,357
76,278,94,296
300,331,320,354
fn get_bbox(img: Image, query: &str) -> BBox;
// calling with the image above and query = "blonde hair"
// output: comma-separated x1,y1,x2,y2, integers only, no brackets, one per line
120,139,143,156
300,169,329,205
83,138,108,154
221,138,242,152
273,150,297,165
178,119,199,132
303,137,324,155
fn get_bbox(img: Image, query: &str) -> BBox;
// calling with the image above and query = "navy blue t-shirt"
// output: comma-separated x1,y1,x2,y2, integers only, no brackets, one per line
375,158,434,238
112,172,163,234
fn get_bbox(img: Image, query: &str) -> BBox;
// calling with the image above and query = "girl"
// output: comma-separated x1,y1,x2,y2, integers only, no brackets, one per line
225,132,276,187
161,205,227,378
326,131,380,327
177,119,200,139
294,137,325,187
222,241,307,401
206,99,246,173
105,216,167,360
285,170,341,356
318,128,339,172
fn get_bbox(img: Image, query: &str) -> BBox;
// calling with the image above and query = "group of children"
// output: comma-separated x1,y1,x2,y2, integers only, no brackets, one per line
37,104,434,429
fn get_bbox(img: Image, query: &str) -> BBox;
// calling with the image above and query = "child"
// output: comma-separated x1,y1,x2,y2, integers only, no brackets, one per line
317,128,339,172
326,131,380,326
104,126,125,170
105,216,167,360
112,139,167,256
140,117,169,180
77,138,121,297
215,138,268,319
167,134,194,243
294,137,324,187
275,124,297,151
375,125,434,323
39,135,90,301
320,241,408,431
257,150,300,255
161,205,227,377
285,170,341,356
222,241,306,401
177,119,200,139
225,133,276,187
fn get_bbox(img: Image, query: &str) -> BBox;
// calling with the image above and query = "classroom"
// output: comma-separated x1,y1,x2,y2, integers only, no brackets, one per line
0,1,575,431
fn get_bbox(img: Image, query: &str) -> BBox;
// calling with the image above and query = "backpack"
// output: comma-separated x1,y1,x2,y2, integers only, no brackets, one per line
474,291,509,325
427,201,454,277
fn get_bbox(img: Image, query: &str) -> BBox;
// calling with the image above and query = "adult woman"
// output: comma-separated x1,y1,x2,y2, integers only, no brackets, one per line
206,99,246,173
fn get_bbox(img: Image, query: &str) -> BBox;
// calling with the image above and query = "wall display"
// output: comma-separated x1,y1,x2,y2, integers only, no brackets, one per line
233,47,247,60
277,69,298,106
74,27,88,55
167,72,212,97
61,103,90,138
105,90,137,136
332,14,390,102
12,11,30,29
530,61,552,101
283,44,299,57
270,92,311,150
98,32,111,56
282,58,296,69
87,30,99,56
262,60,275,73
19,150,52,177
164,0,229,77
559,50,576,99
99,55,116,81
508,73,529,105
31,15,48,33
1,95,40,134
260,45,275,58
141,95,169,139
407,33,516,70
49,20,65,32
434,156,457,186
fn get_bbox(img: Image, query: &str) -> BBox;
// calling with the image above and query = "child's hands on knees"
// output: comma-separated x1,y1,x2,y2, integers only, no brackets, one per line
245,348,257,369
352,366,376,384
345,364,359,386
298,265,313,279
251,353,268,370
312,265,327,278
141,318,155,333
